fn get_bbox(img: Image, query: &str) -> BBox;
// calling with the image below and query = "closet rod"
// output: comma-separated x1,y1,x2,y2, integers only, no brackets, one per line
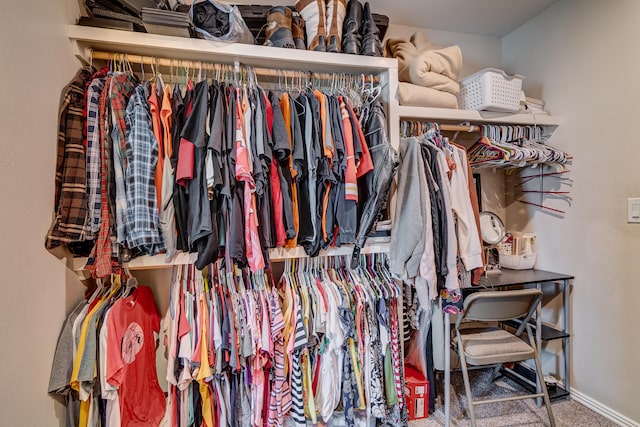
89,50,381,82
440,124,481,132
401,120,480,133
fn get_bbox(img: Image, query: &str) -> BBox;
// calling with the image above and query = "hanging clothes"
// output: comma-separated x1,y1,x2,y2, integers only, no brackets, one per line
105,285,166,426
391,126,484,312
158,255,405,427
48,66,391,276
352,98,397,266
124,84,166,255
46,65,96,255
49,277,166,427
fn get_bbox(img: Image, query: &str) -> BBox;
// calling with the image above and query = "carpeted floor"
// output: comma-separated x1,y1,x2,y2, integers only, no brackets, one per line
409,368,616,426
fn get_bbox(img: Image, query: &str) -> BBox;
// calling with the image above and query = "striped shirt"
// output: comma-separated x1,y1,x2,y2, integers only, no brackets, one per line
87,76,115,278
267,287,290,427
85,77,105,239
290,297,308,427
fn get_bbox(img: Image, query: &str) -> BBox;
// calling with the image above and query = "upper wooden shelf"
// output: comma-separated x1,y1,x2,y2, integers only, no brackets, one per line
68,25,398,73
397,105,561,126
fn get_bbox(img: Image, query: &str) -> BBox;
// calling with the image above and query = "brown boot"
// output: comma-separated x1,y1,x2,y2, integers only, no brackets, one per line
295,0,327,52
264,6,296,49
291,11,307,50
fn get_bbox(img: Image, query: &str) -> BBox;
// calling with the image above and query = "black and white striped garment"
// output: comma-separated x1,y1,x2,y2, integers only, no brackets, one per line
290,299,308,426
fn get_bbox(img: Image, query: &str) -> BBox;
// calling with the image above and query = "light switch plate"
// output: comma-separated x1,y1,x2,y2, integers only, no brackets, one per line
628,198,640,223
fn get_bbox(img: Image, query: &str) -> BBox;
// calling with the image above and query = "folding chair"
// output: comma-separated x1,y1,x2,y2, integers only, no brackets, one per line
452,289,555,427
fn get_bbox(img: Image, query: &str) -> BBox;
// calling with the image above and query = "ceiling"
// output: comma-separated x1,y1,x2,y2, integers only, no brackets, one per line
231,0,559,37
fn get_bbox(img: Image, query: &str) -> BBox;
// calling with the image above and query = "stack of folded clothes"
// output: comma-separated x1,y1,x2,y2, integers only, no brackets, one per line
385,32,462,109
522,96,548,114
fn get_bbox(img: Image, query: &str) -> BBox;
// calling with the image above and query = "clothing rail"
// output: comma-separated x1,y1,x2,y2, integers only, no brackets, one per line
440,124,481,132
400,120,480,136
88,50,382,83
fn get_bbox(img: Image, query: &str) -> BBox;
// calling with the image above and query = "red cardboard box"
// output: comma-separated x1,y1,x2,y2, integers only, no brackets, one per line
404,365,429,420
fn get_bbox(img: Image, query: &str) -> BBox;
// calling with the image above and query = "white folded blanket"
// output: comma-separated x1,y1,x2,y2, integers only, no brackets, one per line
398,82,459,109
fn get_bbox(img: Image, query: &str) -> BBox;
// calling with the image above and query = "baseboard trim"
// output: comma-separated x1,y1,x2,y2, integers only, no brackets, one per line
570,387,639,427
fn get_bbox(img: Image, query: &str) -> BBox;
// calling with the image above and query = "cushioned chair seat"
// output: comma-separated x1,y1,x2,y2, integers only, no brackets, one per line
460,326,535,365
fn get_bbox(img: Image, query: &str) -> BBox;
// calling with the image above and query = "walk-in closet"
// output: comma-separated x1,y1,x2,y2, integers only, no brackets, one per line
1,1,638,426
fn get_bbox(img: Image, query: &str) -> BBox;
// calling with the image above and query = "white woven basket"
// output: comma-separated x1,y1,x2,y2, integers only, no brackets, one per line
500,253,536,270
458,68,524,112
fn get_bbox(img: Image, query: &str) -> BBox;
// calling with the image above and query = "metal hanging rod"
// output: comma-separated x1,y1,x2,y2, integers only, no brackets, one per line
400,119,480,134
88,50,381,82
439,124,481,132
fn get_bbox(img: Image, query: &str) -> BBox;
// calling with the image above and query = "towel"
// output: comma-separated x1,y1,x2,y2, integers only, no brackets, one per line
397,82,459,109
386,32,462,95
409,45,462,92
385,36,418,83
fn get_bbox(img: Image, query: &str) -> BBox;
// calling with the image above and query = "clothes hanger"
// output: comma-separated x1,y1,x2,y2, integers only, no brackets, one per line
153,57,165,88
364,254,379,300
369,253,389,299
362,73,381,101
289,72,307,114
362,254,381,300
139,55,146,82
517,199,566,214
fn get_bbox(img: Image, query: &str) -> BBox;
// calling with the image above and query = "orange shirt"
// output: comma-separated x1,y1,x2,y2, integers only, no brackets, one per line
148,82,164,212
281,94,299,248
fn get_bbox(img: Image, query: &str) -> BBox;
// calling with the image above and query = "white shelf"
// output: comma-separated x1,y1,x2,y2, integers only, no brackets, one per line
71,242,390,272
268,242,390,261
68,25,397,73
397,105,561,126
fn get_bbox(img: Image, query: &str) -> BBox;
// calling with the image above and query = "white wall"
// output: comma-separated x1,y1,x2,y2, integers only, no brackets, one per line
0,0,86,425
502,0,640,422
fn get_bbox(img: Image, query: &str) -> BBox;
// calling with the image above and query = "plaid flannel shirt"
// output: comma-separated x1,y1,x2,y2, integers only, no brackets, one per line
87,76,117,278
85,77,106,239
109,73,137,245
124,85,166,254
45,66,95,250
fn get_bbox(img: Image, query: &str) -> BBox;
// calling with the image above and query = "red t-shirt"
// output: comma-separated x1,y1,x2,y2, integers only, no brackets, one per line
106,286,166,426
